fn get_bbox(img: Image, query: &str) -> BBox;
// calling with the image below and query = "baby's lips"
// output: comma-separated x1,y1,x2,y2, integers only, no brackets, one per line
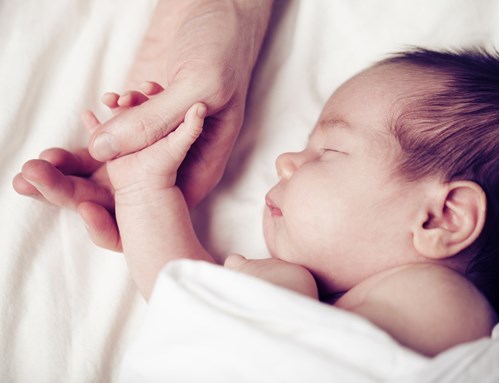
265,194,283,217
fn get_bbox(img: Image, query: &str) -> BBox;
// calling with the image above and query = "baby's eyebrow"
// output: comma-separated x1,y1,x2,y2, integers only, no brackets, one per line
318,118,350,130
308,118,350,139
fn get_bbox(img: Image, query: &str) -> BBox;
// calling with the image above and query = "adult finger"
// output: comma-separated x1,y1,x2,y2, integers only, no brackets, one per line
39,147,102,176
12,172,44,198
21,159,114,210
78,201,122,252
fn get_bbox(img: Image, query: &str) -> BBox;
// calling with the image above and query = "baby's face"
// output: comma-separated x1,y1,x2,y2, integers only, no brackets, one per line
263,64,431,296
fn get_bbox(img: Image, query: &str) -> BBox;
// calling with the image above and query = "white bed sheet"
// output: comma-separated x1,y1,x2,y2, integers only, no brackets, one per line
0,0,497,382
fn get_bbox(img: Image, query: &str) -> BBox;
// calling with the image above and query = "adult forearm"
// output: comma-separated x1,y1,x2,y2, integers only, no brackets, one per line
141,0,274,77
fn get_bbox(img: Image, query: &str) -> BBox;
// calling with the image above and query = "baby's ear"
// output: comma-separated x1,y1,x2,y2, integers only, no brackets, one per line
412,181,487,260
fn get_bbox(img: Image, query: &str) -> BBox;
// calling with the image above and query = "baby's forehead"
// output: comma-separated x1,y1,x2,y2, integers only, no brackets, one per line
320,63,444,120
311,63,447,151
319,65,407,114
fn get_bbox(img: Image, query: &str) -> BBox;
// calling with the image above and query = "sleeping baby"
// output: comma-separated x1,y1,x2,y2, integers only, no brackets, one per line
14,48,498,357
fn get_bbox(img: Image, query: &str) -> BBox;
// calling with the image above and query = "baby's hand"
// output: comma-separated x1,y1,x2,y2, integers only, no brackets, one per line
224,254,319,299
83,98,206,201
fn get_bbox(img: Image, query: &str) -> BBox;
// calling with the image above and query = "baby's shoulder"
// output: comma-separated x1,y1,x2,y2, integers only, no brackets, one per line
337,264,497,356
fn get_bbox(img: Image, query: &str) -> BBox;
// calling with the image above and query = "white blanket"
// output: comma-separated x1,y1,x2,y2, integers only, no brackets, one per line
0,0,497,382
120,260,498,383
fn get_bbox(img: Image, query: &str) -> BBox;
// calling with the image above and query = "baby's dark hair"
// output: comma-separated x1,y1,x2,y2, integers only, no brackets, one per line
381,47,499,312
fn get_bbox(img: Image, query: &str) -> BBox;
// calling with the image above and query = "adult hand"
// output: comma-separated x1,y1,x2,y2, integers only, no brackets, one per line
89,0,273,206
12,146,122,251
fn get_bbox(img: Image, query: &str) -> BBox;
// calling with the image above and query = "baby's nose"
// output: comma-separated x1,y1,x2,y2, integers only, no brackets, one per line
275,151,300,180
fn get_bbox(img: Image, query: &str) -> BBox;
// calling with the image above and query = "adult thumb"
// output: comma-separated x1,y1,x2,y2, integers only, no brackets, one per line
88,82,195,161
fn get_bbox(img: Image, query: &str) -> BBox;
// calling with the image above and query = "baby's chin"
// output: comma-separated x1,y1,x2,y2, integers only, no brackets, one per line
262,223,278,259
262,208,292,261
263,239,278,259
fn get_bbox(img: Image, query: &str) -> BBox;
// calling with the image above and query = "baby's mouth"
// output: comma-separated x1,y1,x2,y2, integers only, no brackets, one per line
265,194,283,217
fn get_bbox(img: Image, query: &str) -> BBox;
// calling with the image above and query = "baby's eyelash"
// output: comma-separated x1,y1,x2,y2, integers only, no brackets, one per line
321,148,343,154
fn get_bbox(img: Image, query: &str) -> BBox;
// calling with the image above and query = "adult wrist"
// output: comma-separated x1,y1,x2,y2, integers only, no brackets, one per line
162,0,274,65
232,0,274,64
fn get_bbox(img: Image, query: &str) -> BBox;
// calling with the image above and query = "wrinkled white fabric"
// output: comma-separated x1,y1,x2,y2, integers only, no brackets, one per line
120,260,498,383
0,0,497,382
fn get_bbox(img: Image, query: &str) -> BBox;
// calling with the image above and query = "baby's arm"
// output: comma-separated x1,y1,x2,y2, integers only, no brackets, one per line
224,254,319,299
84,102,215,299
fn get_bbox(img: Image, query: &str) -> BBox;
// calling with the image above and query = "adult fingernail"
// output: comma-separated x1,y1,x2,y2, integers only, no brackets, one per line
92,133,120,160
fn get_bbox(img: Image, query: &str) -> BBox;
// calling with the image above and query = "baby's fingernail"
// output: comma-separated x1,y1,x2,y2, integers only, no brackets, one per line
92,133,120,160
196,104,207,118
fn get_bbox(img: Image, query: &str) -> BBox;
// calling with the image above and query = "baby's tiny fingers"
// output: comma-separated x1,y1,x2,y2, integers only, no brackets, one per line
140,81,165,96
81,110,102,133
164,103,206,163
118,91,149,107
184,103,207,140
102,92,120,109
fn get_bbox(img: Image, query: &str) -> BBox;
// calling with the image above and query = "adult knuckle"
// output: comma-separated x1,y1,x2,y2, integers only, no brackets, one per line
135,115,165,147
187,68,235,107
